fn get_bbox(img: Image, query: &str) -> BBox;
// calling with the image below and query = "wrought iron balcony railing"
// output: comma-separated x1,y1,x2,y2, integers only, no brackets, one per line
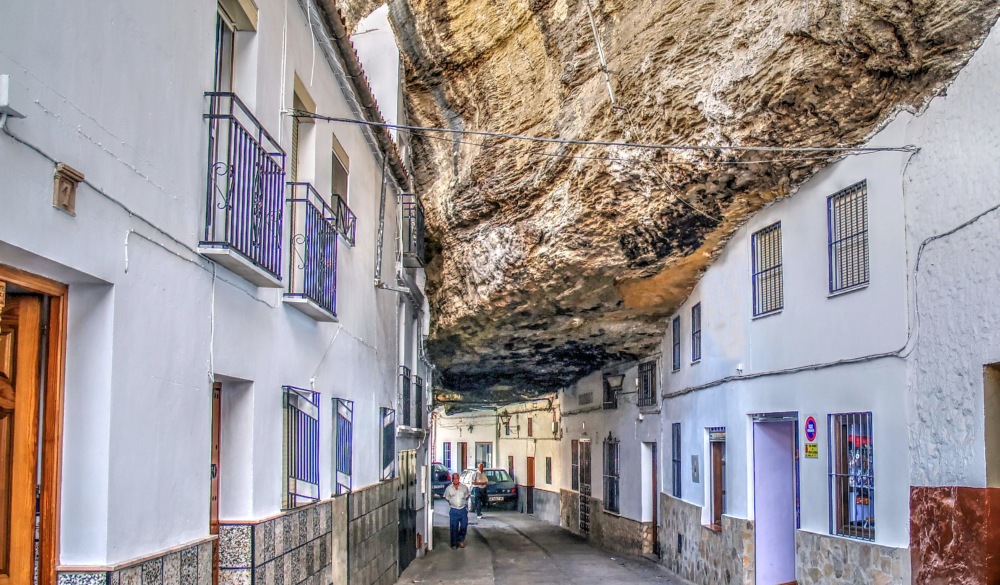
201,92,286,286
401,193,425,268
284,183,339,321
333,194,357,247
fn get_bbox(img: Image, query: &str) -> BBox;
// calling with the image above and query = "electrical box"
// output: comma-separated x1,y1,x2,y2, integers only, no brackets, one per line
0,75,25,119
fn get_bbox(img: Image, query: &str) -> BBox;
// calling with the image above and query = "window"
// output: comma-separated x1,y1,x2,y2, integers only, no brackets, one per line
527,417,533,437
571,440,580,491
602,377,618,410
414,376,424,429
331,135,350,200
508,455,515,478
283,386,320,508
333,398,353,495
691,303,702,362
475,442,493,468
828,181,869,293
213,12,236,93
829,412,874,541
380,407,396,480
442,442,452,470
671,423,682,498
399,366,411,426
638,361,657,407
504,421,511,436
545,457,552,484
603,435,621,514
708,427,726,528
672,316,681,372
751,222,783,316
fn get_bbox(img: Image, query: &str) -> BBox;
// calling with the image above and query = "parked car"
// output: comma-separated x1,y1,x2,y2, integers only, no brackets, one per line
460,468,517,509
432,464,452,498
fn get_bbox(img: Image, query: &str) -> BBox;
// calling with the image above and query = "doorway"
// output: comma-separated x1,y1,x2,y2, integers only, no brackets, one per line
753,414,798,585
0,267,68,585
458,442,468,471
398,450,417,573
210,383,222,585
641,442,659,557
475,442,492,468
579,440,591,534
525,457,535,514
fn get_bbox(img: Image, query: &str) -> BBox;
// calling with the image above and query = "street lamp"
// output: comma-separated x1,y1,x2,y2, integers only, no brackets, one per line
604,374,625,390
498,410,512,427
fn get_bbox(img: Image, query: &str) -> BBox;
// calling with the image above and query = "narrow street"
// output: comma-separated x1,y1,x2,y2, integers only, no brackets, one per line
398,500,689,585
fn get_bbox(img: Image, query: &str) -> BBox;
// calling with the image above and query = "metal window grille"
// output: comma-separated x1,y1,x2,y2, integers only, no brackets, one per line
414,376,424,429
203,92,286,278
283,386,320,509
527,416,533,437
708,427,726,525
828,181,870,293
545,457,552,484
401,193,425,267
399,366,411,427
829,412,875,541
285,183,338,318
638,361,657,407
603,435,621,514
671,423,682,498
602,377,618,410
442,442,452,470
672,317,681,372
380,407,396,480
579,440,592,533
333,398,354,495
751,222,783,316
691,303,702,362
571,440,579,491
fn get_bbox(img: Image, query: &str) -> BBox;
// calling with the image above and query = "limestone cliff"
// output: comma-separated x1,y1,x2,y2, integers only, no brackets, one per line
376,0,1000,399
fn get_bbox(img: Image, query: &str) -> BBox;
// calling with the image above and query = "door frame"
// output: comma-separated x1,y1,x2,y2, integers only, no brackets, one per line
0,265,68,585
751,412,800,585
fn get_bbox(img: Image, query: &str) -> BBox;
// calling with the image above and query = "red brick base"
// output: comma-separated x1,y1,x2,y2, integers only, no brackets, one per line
909,486,1000,584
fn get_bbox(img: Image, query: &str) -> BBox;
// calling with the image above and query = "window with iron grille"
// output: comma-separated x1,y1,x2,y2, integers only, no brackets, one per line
828,181,870,293
603,435,621,514
672,316,681,372
399,366,411,426
333,398,353,495
545,457,552,484
414,375,424,429
829,412,875,541
602,377,618,410
708,427,726,527
380,407,396,480
442,442,452,470
751,222,783,316
283,386,320,508
691,303,702,362
638,361,657,407
504,421,511,436
571,440,580,491
671,423,682,498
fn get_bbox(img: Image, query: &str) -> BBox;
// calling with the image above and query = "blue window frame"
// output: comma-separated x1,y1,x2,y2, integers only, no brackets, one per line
283,386,320,508
828,181,870,293
672,316,681,372
691,303,702,362
751,222,783,316
442,442,452,470
333,398,353,495
381,407,396,480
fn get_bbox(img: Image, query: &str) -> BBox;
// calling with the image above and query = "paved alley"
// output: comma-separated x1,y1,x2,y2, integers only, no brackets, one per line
398,500,690,585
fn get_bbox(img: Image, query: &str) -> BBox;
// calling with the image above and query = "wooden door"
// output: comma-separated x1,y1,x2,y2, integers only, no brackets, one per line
458,442,468,471
525,457,535,515
210,383,222,585
526,457,535,487
0,295,42,584
651,443,659,557
711,441,725,527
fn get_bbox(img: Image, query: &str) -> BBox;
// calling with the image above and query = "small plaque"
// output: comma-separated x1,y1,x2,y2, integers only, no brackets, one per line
805,444,819,459
691,455,700,483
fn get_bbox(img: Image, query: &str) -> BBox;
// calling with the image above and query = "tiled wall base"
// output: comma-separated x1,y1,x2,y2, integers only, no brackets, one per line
910,486,1000,584
796,530,908,584
219,498,333,585
347,479,399,585
554,490,648,557
658,494,754,585
56,539,213,585
558,489,579,534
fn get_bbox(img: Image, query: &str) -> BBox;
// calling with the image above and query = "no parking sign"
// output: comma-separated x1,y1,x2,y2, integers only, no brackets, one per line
804,416,818,458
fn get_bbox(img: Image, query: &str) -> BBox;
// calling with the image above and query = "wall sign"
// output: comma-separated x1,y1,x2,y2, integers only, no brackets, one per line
804,416,818,442
805,444,819,459
691,455,700,483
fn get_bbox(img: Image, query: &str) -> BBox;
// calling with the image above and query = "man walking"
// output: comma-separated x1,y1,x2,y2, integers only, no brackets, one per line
471,462,489,519
443,473,471,549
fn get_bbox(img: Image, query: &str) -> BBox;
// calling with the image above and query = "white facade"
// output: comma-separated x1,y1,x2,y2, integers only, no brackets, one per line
0,0,429,576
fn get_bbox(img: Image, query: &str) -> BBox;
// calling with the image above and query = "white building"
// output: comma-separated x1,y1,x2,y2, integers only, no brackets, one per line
0,0,431,584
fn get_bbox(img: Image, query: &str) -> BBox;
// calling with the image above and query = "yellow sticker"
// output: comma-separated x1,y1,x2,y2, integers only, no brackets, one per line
805,443,819,459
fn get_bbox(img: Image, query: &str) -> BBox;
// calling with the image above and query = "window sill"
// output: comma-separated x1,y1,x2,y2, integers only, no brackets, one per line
702,523,723,534
752,309,783,321
691,359,701,366
828,283,869,299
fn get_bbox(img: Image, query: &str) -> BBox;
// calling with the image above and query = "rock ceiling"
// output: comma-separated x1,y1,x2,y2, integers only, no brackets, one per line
344,0,1000,402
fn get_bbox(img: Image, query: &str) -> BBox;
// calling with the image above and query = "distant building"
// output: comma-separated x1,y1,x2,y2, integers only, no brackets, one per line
0,0,430,583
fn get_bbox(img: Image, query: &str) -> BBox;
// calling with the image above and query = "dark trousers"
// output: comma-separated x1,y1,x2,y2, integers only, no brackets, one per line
472,487,486,515
449,507,468,546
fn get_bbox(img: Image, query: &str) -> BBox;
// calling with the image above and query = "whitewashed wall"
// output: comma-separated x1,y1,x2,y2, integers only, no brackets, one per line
0,0,414,567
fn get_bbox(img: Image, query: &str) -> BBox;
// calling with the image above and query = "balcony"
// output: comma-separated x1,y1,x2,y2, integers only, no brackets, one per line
401,193,425,268
284,183,339,321
200,92,285,287
333,194,357,247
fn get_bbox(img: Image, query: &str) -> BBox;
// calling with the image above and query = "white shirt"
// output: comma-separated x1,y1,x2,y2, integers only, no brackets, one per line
443,482,471,509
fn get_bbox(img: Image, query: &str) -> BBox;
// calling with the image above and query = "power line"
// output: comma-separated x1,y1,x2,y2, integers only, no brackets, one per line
286,110,919,154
